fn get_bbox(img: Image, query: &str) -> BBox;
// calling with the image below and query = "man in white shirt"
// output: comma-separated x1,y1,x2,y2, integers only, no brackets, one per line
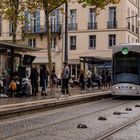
87,69,92,89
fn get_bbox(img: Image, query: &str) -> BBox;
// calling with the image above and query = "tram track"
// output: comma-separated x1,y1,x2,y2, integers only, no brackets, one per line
95,114,140,140
1,97,135,140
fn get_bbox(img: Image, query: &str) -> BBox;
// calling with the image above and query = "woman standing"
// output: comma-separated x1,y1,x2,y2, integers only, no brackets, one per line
40,66,47,95
50,70,58,95
79,70,85,93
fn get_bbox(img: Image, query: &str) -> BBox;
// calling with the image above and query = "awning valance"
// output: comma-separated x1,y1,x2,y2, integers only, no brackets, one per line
0,41,41,52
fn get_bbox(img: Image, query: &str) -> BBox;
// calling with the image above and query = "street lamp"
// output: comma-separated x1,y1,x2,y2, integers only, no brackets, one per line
64,1,68,62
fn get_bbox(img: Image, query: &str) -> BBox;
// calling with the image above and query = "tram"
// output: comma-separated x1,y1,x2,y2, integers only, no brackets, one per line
112,43,140,96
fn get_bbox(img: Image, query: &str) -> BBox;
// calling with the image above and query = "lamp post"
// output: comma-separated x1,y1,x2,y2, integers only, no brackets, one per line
64,1,68,62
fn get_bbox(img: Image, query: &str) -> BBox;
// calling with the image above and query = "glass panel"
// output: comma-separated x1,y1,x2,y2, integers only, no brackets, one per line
112,51,140,84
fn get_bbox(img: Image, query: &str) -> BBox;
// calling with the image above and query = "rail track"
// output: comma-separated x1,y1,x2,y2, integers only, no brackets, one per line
1,97,135,140
95,114,140,140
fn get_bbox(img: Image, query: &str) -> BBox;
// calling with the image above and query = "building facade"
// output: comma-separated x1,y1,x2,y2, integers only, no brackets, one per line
0,0,139,78
67,0,139,78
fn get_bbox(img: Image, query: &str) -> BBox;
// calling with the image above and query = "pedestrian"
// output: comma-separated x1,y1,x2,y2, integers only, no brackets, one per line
46,70,49,88
87,68,92,90
50,69,58,95
61,61,70,96
79,70,85,93
40,66,47,95
30,65,39,96
106,72,111,89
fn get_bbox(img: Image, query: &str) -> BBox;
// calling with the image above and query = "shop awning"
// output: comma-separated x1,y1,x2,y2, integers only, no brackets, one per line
0,41,41,52
80,56,111,64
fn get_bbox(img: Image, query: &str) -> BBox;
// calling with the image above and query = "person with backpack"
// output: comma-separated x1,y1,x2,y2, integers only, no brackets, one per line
61,62,70,96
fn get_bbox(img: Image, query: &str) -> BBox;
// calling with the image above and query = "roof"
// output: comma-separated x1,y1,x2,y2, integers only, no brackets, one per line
0,41,41,52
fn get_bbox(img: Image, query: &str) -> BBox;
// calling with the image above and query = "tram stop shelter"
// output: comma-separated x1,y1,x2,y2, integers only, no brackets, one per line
79,56,111,74
0,41,40,77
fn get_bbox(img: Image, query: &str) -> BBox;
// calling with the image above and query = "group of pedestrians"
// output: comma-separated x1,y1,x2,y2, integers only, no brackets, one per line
30,61,71,97
79,68,111,92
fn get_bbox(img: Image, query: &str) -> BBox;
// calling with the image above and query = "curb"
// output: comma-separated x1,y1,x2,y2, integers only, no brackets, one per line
0,91,111,118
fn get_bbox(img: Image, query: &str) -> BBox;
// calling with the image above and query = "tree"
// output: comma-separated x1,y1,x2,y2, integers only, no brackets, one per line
0,0,27,43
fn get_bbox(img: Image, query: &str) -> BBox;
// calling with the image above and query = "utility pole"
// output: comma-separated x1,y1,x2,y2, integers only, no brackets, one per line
64,1,68,62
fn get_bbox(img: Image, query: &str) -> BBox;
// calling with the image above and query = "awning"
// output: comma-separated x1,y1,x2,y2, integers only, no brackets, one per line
0,41,41,52
80,56,111,64
33,57,48,63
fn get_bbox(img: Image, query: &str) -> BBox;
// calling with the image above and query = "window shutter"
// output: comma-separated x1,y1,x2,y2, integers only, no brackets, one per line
36,10,40,32
55,9,60,32
24,11,29,32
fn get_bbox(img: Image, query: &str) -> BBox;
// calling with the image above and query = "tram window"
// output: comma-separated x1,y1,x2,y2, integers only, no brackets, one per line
113,53,139,75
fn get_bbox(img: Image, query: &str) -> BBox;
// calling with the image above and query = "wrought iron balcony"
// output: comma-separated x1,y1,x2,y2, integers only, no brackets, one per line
88,22,97,30
24,24,61,34
68,23,77,31
107,21,117,29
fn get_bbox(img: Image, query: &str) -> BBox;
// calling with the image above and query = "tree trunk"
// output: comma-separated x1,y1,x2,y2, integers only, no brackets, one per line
43,0,52,74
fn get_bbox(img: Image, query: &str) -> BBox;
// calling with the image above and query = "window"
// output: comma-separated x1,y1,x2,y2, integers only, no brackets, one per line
28,38,36,47
108,7,117,28
109,7,116,22
89,8,96,23
70,36,76,50
69,9,77,30
51,37,56,49
88,8,97,29
109,34,116,47
9,20,14,36
89,35,96,48
25,10,40,33
128,35,130,43
70,9,76,23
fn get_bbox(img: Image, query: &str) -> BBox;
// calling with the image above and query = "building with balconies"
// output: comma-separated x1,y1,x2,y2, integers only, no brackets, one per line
0,0,139,78
67,0,140,78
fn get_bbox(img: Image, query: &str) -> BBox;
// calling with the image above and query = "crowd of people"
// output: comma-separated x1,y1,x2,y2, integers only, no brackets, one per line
0,62,111,98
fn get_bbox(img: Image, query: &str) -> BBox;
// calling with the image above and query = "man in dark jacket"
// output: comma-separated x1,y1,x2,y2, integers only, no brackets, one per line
31,66,38,96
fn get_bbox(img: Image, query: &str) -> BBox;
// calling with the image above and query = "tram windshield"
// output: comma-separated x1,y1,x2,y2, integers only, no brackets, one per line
112,51,140,85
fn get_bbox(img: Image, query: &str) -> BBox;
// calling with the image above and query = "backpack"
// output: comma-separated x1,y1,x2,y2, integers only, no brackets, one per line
9,81,17,91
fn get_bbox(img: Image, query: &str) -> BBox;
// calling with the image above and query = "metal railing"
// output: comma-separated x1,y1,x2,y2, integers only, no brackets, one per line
107,21,117,29
88,22,97,30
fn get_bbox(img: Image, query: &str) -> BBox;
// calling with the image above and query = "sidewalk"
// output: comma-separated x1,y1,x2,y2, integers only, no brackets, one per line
0,87,111,118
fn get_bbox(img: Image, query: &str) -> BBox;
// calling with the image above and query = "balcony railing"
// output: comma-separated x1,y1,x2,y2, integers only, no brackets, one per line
88,22,97,30
24,24,61,34
107,21,117,29
68,23,77,31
